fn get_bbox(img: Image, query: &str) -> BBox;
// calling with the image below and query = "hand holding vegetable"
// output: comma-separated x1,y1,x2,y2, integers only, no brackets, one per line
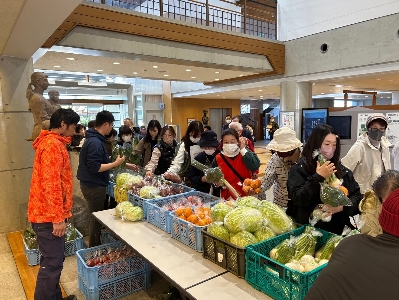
316,160,336,179
114,155,125,167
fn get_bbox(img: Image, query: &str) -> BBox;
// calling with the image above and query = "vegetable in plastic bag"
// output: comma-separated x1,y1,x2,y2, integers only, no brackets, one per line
254,226,275,242
258,201,296,234
315,235,343,260
207,222,230,242
210,202,234,222
237,196,261,209
65,223,78,242
23,226,38,250
269,236,297,264
139,186,160,199
230,231,258,247
292,228,320,260
224,206,265,233
310,204,332,225
115,201,144,221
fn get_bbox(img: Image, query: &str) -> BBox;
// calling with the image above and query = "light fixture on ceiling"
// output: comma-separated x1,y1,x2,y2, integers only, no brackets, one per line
215,71,220,74
321,93,325,94
365,95,369,97
215,79,220,81
54,65,61,68
217,95,220,97
335,85,343,87
153,66,158,68
377,78,382,80
191,76,196,79
186,69,191,72
113,62,120,65
223,97,225,98
258,89,262,92
239,74,244,77
164,74,169,77
97,69,103,72
66,57,75,60
133,72,138,75
78,81,108,86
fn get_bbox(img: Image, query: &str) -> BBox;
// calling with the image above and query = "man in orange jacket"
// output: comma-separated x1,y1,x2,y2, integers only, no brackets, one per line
28,108,80,300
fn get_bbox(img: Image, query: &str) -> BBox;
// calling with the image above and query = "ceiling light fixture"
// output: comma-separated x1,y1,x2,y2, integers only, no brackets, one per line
215,79,220,81
164,74,169,77
54,65,61,68
186,69,191,72
153,66,158,68
377,79,381,80
239,74,244,77
258,90,262,92
321,93,325,94
133,72,138,75
335,85,343,87
215,71,220,74
191,76,196,79
66,58,75,60
97,69,103,72
113,62,120,65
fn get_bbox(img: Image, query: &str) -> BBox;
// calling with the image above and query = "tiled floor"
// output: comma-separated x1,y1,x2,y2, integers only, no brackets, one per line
1,140,273,300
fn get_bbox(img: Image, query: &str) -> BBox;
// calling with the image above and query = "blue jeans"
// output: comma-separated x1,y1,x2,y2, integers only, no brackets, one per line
32,222,65,300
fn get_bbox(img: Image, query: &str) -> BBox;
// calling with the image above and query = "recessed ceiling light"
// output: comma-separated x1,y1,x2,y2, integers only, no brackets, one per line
377,78,381,80
217,95,220,97
186,69,191,72
215,71,220,74
258,90,262,92
321,93,325,94
113,62,120,65
164,74,169,77
365,95,369,97
54,65,61,68
215,79,220,81
329,90,333,91
97,69,103,72
239,74,244,77
153,66,158,68
66,58,75,60
133,72,138,75
191,76,196,79
335,85,343,87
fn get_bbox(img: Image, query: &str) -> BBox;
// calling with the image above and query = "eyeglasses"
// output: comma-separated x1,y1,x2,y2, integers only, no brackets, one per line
369,127,386,132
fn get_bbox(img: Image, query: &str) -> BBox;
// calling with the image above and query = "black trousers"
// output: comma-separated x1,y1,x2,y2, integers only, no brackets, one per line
32,222,65,300
80,185,106,247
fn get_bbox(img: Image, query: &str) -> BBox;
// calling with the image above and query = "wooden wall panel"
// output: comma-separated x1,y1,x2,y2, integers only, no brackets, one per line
171,98,241,135
42,4,285,81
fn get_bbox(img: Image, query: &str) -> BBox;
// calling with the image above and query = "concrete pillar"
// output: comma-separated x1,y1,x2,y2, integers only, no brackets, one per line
280,81,312,139
127,85,134,122
0,56,34,233
162,81,172,125
392,92,399,105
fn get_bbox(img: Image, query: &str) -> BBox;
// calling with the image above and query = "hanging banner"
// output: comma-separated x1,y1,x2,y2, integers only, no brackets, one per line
280,111,295,131
386,112,399,145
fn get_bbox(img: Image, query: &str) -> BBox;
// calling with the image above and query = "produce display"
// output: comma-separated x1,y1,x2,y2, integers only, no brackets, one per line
23,223,78,250
174,206,212,226
313,150,352,207
114,173,143,203
210,202,234,222
115,201,144,222
85,244,135,267
242,179,262,195
129,176,186,199
257,201,296,234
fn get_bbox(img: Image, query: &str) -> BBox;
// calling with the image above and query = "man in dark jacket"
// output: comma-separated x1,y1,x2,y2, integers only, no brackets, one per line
77,111,125,247
305,188,399,300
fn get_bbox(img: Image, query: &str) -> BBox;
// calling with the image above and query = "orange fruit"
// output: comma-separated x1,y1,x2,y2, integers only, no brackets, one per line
203,207,211,216
244,178,252,186
204,215,212,224
254,188,261,194
187,214,199,224
197,219,207,226
242,185,251,194
183,207,192,217
340,186,349,196
254,179,261,188
194,207,204,214
179,215,187,221
175,207,184,216
196,211,205,219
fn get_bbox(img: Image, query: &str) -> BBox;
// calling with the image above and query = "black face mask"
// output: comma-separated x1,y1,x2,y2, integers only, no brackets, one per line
277,149,296,158
368,128,385,141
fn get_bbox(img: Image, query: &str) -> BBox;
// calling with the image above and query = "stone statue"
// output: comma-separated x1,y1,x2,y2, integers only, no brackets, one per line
202,109,209,125
48,90,61,114
26,72,54,141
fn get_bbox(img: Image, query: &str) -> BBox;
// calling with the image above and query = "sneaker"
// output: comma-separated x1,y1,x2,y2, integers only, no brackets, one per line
63,296,77,300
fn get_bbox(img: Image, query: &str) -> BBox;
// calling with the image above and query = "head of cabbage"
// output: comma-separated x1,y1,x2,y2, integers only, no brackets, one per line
139,186,159,199
210,202,234,222
115,201,144,222
224,206,265,233
207,222,230,242
230,231,258,248
237,196,261,209
116,173,142,189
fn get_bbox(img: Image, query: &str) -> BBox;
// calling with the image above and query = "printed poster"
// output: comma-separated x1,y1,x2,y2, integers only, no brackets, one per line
357,113,374,136
281,111,295,131
386,112,399,145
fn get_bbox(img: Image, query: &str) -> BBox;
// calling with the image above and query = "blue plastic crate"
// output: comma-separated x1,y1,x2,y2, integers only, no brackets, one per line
245,225,335,300
146,191,219,233
107,183,115,198
128,183,194,219
78,270,151,300
22,229,84,266
77,241,150,288
101,230,118,245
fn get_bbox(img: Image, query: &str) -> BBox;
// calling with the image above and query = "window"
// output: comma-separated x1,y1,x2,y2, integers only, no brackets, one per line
240,104,250,114
334,100,354,107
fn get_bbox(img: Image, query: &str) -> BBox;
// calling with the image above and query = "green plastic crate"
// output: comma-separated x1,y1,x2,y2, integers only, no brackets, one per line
245,225,335,300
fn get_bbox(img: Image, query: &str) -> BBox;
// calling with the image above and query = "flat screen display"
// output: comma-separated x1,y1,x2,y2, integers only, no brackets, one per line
301,108,329,143
328,115,352,140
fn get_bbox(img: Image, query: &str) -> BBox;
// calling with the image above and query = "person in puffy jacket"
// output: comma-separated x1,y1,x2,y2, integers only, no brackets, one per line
287,124,362,234
359,169,399,237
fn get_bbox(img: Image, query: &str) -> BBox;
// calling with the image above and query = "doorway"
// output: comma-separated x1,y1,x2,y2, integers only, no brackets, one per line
209,108,232,138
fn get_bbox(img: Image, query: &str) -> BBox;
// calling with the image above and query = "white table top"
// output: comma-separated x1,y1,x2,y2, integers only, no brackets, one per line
93,209,227,290
186,272,273,300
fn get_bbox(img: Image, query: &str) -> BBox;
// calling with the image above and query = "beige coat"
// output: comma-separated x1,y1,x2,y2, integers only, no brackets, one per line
359,190,382,237
135,138,153,167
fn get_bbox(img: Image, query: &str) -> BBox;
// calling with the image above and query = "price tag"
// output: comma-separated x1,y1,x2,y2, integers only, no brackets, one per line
217,253,224,262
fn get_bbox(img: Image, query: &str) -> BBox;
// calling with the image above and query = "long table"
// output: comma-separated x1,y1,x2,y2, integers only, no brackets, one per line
93,209,272,300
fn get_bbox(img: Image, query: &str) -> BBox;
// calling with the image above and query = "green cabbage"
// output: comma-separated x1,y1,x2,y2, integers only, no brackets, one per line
210,202,234,222
230,231,258,247
254,226,275,242
116,173,141,188
258,201,296,234
139,186,159,199
207,222,230,242
237,196,261,209
224,206,265,233
115,201,144,221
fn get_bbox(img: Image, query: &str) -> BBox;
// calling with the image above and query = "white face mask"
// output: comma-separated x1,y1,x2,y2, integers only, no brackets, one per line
223,144,239,156
190,136,200,143
204,149,215,156
122,135,132,143
226,119,231,124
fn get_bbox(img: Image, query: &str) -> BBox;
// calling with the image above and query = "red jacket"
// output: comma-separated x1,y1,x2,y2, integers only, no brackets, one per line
28,130,73,223
216,153,253,199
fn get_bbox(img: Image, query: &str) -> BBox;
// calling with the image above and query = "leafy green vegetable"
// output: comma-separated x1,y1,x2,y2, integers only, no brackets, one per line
230,231,258,248
237,196,261,209
115,201,133,218
207,222,230,242
115,201,144,221
116,173,141,188
139,186,159,199
224,206,265,233
254,226,275,242
210,202,234,222
258,201,296,234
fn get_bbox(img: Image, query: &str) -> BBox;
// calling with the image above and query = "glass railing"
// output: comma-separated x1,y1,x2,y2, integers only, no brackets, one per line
87,0,276,39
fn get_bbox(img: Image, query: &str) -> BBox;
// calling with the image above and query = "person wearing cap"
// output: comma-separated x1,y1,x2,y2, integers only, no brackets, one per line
266,116,279,140
188,130,221,196
260,127,303,209
342,113,391,195
305,188,399,300
359,170,399,237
